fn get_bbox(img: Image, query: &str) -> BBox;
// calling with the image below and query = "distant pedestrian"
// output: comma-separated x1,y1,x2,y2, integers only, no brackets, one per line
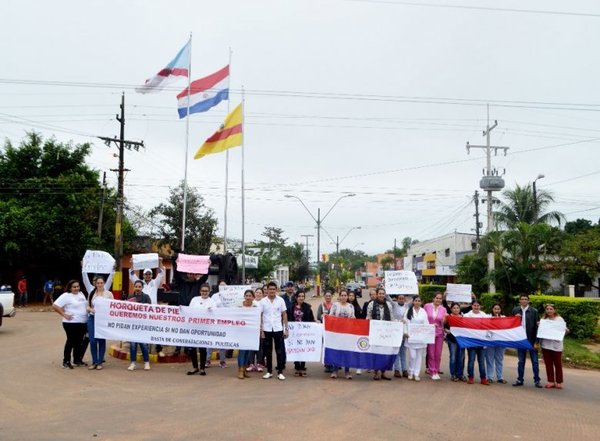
17,276,27,307
43,279,54,306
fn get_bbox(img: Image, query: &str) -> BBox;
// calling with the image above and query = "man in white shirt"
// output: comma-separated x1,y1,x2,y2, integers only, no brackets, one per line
259,281,289,380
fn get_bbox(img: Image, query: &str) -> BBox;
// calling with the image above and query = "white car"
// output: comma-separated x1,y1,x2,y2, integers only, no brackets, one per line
0,290,17,326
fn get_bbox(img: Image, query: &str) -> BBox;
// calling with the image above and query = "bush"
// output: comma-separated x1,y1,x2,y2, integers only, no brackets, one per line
418,285,446,304
479,292,504,313
529,295,600,340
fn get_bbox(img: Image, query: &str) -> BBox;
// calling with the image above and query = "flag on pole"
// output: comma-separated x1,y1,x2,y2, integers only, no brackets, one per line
176,65,229,118
194,103,243,160
448,316,533,350
135,40,191,94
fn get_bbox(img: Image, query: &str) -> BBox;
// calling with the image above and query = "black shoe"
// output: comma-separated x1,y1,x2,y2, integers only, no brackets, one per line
187,369,199,375
512,381,524,387
534,382,543,388
199,369,206,376
74,361,88,367
63,361,74,369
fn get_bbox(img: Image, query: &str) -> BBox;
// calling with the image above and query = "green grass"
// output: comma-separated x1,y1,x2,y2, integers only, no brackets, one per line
563,337,600,370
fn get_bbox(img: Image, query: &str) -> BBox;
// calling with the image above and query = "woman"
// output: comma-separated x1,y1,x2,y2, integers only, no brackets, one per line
247,287,266,372
316,290,334,322
86,276,114,370
463,300,489,385
444,302,465,382
540,304,569,389
286,290,315,377
424,292,447,381
187,283,215,376
362,288,377,318
404,296,428,381
348,291,363,319
329,290,355,379
127,281,152,371
367,288,395,381
486,303,507,384
53,280,88,369
237,290,256,379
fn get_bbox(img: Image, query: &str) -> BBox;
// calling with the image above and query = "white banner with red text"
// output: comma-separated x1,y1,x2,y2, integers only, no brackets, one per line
94,298,260,350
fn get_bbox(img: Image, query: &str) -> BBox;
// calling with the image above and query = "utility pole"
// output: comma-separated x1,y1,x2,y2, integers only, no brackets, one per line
300,234,313,262
466,105,509,294
97,171,107,238
473,190,481,246
393,238,398,270
99,93,144,299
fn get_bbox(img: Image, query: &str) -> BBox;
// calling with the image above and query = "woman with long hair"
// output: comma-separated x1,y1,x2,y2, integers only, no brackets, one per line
237,289,256,379
366,287,394,381
187,283,215,376
53,280,88,369
486,303,507,384
287,290,315,377
444,302,465,381
540,304,569,389
404,296,428,382
86,276,114,370
329,290,355,379
247,287,266,372
348,291,363,319
463,300,489,385
423,292,447,381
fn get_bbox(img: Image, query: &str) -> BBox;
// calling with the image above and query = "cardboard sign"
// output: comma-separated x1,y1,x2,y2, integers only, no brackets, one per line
384,271,418,295
369,320,404,347
82,250,115,274
176,253,210,274
131,253,159,271
446,283,472,303
407,323,435,345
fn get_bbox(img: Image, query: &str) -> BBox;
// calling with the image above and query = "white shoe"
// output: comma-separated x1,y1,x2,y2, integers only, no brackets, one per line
356,369,362,375
432,374,440,381
262,372,273,379
127,363,136,371
144,362,150,371
408,374,414,380
415,376,421,382
277,373,286,381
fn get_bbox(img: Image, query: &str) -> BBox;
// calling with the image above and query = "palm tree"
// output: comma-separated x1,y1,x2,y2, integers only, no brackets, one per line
494,183,564,229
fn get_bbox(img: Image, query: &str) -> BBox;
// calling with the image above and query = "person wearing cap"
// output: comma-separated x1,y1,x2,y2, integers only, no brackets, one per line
280,281,296,310
130,265,165,356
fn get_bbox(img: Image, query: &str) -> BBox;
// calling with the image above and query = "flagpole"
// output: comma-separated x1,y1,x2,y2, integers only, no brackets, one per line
241,88,246,282
181,33,192,252
223,47,232,254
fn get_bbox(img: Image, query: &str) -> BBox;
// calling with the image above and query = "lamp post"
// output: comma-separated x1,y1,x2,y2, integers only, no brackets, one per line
334,226,362,254
532,173,545,222
285,193,356,296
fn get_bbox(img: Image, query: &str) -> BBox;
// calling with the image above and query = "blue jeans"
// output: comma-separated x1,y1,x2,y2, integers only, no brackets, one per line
486,346,505,381
129,342,149,363
467,347,487,380
393,343,407,372
447,340,465,378
237,350,250,368
517,348,540,384
87,315,106,365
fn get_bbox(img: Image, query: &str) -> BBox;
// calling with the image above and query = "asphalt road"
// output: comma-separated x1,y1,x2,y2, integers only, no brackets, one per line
1,307,599,441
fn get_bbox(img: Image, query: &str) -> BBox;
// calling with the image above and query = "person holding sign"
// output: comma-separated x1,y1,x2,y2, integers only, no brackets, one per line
127,281,152,371
366,288,395,381
86,276,114,370
539,304,569,389
130,265,165,356
424,292,447,381
486,303,507,384
53,280,88,369
186,283,215,376
286,290,315,377
404,296,428,382
511,294,542,388
444,302,466,382
259,281,289,381
329,290,355,379
237,290,257,379
463,300,489,385
247,287,266,373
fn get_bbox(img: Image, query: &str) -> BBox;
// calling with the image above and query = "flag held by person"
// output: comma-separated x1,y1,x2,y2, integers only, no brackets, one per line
135,40,191,94
323,315,397,371
448,316,533,350
194,103,242,160
177,65,229,118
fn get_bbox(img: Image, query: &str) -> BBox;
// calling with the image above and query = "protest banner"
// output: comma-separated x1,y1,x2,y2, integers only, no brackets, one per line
407,323,435,345
537,319,567,341
94,298,260,350
83,250,115,274
218,285,252,308
384,271,418,295
369,320,404,347
446,283,473,303
131,253,159,271
176,253,210,274
285,322,323,362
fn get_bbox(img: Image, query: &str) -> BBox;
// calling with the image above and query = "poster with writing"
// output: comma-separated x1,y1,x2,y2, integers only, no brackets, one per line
285,322,323,362
407,323,435,345
176,253,210,274
384,271,418,295
131,253,159,271
218,285,252,308
446,283,472,303
83,250,115,274
369,320,404,347
537,319,566,341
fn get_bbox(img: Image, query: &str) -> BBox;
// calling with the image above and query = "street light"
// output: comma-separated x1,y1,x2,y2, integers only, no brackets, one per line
334,226,362,254
533,173,545,222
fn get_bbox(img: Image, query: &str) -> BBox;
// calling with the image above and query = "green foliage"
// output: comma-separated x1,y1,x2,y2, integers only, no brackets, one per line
562,337,600,369
455,254,488,295
529,295,600,339
479,292,504,313
558,226,600,290
418,284,446,304
494,183,564,228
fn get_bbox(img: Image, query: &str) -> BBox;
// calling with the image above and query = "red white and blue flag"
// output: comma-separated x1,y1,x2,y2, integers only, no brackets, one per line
176,65,230,118
448,316,533,350
323,316,397,371
135,40,191,94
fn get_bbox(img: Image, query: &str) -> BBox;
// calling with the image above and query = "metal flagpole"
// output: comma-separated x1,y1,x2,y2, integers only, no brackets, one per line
223,47,232,253
241,89,246,282
181,33,192,251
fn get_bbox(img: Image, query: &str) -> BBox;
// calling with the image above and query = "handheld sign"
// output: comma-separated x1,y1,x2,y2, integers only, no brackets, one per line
407,323,435,345
218,285,251,308
446,283,472,303
286,322,323,362
384,271,418,295
131,253,159,271
176,253,210,274
83,250,115,274
369,320,404,347
537,319,566,341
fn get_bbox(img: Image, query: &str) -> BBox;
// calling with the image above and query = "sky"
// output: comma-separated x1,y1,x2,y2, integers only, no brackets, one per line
1,0,599,259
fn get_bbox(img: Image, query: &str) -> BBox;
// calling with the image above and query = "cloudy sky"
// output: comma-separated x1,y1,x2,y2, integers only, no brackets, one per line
1,0,599,258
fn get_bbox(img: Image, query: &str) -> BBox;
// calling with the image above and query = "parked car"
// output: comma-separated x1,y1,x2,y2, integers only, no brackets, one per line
345,282,363,298
0,289,17,327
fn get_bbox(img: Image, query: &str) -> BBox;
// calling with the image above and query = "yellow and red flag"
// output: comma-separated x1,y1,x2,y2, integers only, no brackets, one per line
194,103,242,160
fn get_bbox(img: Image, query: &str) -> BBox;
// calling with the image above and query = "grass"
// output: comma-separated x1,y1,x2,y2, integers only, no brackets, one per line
563,337,600,370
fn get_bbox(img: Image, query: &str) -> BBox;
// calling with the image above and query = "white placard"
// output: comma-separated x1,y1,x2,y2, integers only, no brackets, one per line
94,298,260,350
218,285,252,308
82,250,115,274
131,253,159,271
407,323,435,345
446,283,472,303
285,322,323,362
384,271,418,295
369,320,404,347
237,255,258,269
537,319,566,341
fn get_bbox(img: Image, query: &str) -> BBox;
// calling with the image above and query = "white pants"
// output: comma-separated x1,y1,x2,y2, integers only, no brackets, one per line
409,347,425,376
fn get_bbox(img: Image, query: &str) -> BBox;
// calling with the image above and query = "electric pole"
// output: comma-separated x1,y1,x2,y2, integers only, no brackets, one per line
465,105,509,294
300,234,313,262
394,238,398,270
99,92,144,299
473,190,481,246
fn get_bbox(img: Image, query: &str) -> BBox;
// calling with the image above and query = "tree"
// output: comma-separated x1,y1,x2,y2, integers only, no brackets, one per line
559,225,600,290
149,182,218,254
455,254,488,295
494,183,564,229
564,218,593,235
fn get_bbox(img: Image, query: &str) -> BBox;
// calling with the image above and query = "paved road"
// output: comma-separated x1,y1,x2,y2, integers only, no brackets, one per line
1,308,599,441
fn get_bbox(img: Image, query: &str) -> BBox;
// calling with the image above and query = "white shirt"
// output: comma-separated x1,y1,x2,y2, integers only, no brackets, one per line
54,292,88,323
189,296,216,309
129,268,164,304
464,310,488,318
260,296,287,332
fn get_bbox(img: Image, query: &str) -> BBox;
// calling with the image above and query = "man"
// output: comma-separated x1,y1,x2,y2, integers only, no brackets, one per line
130,265,165,356
260,281,288,380
43,278,54,306
511,294,542,388
392,295,410,378
17,276,27,308
280,281,295,310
